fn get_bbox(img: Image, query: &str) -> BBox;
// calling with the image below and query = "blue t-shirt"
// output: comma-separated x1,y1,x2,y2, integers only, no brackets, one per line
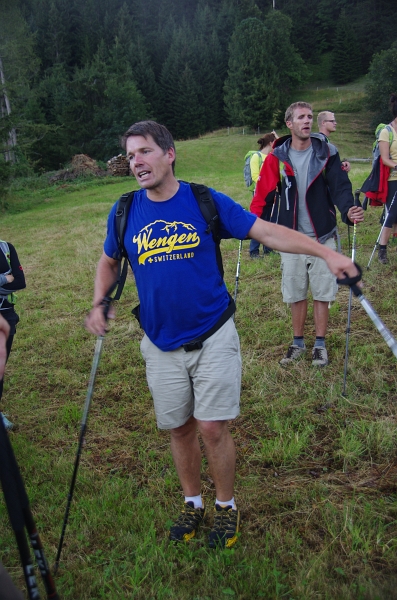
104,182,256,351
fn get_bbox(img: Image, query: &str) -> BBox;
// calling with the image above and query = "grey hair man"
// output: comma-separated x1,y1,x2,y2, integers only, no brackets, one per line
317,111,350,172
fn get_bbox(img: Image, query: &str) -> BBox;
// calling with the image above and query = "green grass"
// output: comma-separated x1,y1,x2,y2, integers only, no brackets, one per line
1,82,397,599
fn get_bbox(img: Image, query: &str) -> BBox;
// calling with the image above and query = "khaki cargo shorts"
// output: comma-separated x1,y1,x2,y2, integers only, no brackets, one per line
140,317,241,430
280,237,338,303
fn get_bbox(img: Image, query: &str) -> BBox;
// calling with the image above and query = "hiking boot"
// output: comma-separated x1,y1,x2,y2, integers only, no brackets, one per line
378,247,388,264
279,344,306,365
208,504,240,549
169,501,205,542
1,413,13,430
312,346,329,367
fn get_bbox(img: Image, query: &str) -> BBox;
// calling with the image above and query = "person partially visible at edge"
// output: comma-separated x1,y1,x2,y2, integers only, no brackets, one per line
0,314,10,380
85,120,359,548
0,315,26,600
317,110,351,172
376,94,397,265
0,241,26,430
251,102,364,368
249,131,278,259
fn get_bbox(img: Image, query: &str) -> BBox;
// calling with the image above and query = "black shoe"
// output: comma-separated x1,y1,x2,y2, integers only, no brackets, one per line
378,247,388,264
250,253,261,259
208,504,240,549
169,501,205,542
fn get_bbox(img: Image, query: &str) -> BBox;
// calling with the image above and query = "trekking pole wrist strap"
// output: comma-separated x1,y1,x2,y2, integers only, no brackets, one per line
95,296,112,319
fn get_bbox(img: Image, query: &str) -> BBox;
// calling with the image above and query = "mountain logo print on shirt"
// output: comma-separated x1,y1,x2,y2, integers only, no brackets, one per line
133,220,200,265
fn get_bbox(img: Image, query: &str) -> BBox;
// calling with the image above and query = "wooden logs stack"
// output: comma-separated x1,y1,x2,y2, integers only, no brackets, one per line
107,154,131,176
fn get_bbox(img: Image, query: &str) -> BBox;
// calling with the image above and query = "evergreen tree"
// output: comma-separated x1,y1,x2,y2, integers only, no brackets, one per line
224,18,279,128
159,26,196,135
224,11,308,128
331,10,361,84
0,4,47,170
263,11,309,112
366,42,397,126
173,65,205,139
193,4,224,131
130,37,159,118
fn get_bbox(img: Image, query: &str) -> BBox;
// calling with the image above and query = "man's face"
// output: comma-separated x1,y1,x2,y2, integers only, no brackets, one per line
322,112,337,134
126,134,175,190
286,107,313,141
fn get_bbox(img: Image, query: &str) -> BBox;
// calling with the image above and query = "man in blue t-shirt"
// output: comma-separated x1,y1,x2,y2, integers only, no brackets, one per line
85,121,359,549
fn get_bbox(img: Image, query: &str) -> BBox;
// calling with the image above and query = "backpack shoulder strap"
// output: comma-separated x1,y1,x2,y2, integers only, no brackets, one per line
104,191,136,303
189,182,224,278
386,124,394,146
0,240,10,263
115,191,136,259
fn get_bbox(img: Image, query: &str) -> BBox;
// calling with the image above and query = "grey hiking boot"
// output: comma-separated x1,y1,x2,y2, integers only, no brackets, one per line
279,344,306,365
311,346,328,367
378,247,388,264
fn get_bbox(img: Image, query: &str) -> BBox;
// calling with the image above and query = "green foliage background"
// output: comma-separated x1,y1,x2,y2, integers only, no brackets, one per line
0,0,396,175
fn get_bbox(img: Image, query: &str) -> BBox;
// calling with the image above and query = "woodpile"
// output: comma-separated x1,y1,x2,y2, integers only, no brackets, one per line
48,154,104,183
71,154,101,175
107,154,131,176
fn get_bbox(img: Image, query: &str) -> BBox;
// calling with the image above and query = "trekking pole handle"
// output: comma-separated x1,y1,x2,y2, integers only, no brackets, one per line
336,262,362,293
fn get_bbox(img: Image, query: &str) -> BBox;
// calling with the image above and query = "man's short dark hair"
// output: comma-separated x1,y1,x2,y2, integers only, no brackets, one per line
121,120,176,173
284,102,312,124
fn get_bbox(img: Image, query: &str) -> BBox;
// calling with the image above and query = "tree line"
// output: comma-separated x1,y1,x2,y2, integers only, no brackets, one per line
0,0,395,174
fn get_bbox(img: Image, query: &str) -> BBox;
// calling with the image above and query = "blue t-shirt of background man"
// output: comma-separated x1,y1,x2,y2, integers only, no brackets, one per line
104,181,256,351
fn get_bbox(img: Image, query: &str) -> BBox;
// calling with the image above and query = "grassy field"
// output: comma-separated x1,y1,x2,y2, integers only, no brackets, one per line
1,84,397,599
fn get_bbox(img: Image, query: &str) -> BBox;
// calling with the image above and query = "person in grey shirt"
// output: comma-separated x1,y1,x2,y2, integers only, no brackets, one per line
251,102,364,367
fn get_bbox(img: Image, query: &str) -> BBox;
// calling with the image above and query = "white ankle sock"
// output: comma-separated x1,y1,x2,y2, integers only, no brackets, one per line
185,494,203,509
216,497,236,510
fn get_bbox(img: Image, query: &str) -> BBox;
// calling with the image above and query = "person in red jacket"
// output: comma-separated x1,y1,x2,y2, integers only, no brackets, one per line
251,102,364,367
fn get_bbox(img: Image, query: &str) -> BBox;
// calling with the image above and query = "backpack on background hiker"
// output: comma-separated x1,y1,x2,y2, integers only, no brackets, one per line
361,123,394,207
0,240,16,305
243,151,264,191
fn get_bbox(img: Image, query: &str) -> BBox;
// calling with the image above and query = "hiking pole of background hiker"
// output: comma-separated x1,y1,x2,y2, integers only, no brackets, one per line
0,418,60,600
337,263,397,359
342,190,360,396
233,240,243,320
367,191,397,269
54,298,111,575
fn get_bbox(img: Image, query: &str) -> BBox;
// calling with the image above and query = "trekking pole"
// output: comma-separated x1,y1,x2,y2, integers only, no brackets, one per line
233,240,243,320
337,263,397,359
367,191,397,269
0,417,60,599
54,297,113,575
342,190,359,396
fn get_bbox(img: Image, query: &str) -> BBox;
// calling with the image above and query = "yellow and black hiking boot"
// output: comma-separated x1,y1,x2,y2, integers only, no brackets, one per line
169,501,205,542
208,504,240,549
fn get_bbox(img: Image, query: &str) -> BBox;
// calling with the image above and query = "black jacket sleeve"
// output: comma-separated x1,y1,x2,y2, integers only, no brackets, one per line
0,243,26,294
325,153,358,226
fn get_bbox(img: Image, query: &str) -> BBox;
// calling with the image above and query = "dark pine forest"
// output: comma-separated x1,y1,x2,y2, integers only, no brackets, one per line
0,0,395,172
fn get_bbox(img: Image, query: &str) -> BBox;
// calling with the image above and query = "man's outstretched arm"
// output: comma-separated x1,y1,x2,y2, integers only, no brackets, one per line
85,252,120,336
248,218,359,280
